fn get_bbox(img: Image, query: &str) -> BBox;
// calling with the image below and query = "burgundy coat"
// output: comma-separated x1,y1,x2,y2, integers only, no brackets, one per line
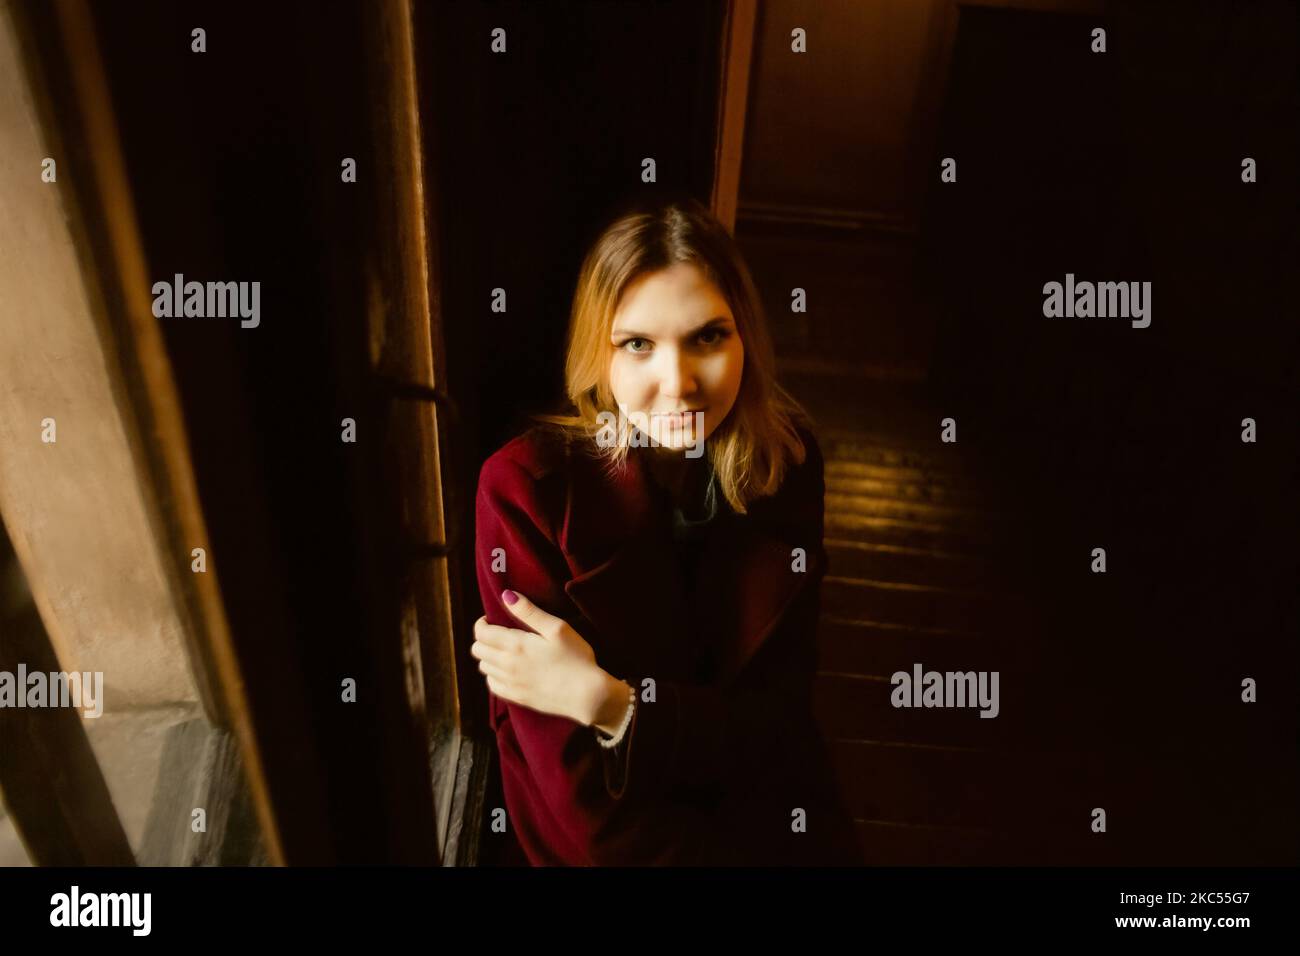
474,422,862,866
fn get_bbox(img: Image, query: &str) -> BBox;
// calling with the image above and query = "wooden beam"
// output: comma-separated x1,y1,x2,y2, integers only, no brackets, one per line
0,521,134,866
364,0,471,863
5,0,293,864
711,0,758,233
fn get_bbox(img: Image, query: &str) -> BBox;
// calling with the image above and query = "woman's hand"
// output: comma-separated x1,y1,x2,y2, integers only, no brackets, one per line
472,590,609,726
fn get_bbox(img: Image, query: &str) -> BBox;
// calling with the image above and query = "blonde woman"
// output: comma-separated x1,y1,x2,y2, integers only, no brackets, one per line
472,197,861,866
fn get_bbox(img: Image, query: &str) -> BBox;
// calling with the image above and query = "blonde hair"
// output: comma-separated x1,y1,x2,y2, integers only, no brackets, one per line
533,196,811,515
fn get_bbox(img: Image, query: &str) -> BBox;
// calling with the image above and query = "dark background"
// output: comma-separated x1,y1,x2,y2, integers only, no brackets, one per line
14,0,1292,863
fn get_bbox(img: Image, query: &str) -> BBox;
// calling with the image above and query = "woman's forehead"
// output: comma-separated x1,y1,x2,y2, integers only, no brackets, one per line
612,264,733,334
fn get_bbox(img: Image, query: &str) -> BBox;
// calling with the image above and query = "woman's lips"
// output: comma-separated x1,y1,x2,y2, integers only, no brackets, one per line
657,409,706,427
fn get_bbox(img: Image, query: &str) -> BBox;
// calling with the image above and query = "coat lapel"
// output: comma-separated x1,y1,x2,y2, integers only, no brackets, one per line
691,514,823,686
559,441,822,687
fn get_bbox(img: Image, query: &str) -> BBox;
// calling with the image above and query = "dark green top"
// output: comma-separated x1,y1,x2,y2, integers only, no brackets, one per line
599,459,723,779
670,460,723,683
670,461,721,541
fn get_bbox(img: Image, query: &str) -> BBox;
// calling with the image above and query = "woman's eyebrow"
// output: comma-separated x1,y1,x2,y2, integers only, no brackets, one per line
611,316,734,338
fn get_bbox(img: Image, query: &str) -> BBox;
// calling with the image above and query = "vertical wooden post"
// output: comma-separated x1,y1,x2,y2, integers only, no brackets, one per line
361,0,472,862
711,0,758,233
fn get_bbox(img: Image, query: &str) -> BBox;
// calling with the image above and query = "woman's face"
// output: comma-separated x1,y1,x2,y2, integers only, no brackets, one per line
608,262,745,453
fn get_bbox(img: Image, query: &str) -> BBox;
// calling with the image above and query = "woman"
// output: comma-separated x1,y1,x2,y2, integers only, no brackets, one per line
471,197,862,866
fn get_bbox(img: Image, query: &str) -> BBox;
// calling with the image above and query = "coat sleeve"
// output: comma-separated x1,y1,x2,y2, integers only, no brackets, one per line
475,451,705,865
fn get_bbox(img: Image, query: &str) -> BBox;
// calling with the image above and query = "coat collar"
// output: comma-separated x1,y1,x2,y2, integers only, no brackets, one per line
557,438,821,687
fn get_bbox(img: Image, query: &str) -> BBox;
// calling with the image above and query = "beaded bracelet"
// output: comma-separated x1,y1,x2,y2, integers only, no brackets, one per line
595,684,636,749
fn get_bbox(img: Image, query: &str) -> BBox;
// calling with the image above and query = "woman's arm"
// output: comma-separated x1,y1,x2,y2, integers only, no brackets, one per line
475,451,706,864
591,672,635,735
475,427,827,862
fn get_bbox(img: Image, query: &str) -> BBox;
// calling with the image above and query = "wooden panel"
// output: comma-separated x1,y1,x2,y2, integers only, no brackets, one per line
0,3,205,711
742,0,1105,232
821,576,1013,634
818,617,1003,678
364,0,464,863
711,0,757,233
741,0,936,230
825,539,1008,591
137,718,263,866
813,673,1018,748
0,522,134,866
6,0,306,865
831,739,1101,829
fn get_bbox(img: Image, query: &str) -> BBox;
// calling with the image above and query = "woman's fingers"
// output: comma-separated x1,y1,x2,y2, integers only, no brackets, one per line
474,615,532,649
470,639,504,671
476,658,509,681
473,615,543,687
485,674,523,703
500,590,560,638
474,607,552,710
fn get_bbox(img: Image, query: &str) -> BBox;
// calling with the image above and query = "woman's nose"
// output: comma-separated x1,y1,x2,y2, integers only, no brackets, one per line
658,350,698,397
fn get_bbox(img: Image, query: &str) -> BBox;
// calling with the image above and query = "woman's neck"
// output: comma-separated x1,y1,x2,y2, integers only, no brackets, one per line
645,448,708,512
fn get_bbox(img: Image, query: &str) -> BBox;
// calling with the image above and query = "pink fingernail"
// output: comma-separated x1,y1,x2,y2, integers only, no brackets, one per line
502,589,518,605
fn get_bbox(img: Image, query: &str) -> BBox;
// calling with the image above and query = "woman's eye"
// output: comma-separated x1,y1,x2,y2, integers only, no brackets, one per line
618,330,728,353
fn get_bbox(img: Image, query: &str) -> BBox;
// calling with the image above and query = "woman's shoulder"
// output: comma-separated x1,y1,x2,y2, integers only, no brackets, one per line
744,418,825,535
790,420,824,477
475,424,581,541
478,422,576,483
776,418,825,498
475,426,570,546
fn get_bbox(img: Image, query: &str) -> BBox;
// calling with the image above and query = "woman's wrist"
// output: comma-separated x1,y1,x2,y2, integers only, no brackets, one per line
588,670,633,734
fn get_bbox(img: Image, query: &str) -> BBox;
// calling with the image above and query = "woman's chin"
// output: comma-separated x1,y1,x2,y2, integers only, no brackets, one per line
653,426,705,450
